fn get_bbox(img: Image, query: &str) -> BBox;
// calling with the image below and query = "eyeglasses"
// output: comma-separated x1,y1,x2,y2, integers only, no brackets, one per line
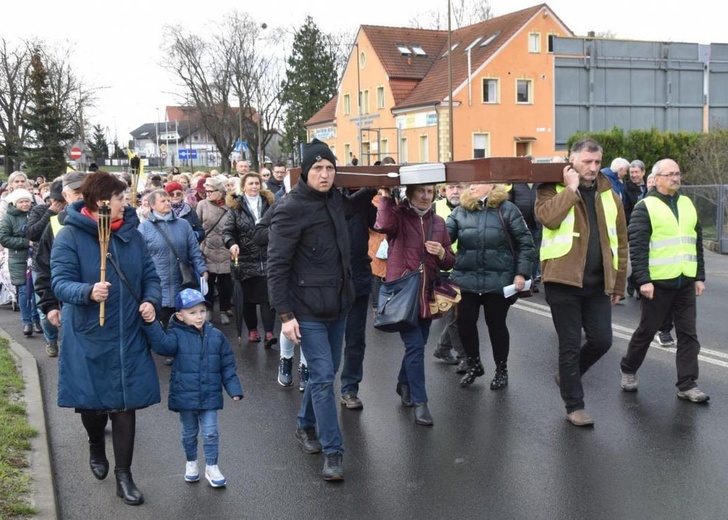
657,172,681,178
170,191,184,197
205,189,218,194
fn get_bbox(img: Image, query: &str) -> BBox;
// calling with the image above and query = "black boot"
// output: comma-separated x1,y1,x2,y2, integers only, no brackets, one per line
490,361,508,390
396,382,413,407
115,468,144,505
459,358,484,387
456,357,471,374
413,403,433,426
89,440,109,480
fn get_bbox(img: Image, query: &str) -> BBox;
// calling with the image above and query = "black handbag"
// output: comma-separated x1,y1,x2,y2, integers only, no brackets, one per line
152,221,199,290
373,214,433,332
373,268,422,332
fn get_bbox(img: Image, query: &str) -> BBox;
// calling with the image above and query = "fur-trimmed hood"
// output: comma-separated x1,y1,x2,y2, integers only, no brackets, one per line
225,189,275,210
459,184,510,211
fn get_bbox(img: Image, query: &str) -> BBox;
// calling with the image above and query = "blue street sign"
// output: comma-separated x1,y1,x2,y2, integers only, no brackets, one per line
177,149,198,160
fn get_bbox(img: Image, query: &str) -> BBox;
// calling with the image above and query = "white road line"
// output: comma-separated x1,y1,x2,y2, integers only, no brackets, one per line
512,301,728,369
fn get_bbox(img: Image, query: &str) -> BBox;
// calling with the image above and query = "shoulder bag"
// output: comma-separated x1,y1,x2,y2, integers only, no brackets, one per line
374,215,432,332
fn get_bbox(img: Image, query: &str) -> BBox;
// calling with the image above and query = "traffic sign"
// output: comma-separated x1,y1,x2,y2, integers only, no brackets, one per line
178,149,198,160
161,151,168,159
70,146,82,160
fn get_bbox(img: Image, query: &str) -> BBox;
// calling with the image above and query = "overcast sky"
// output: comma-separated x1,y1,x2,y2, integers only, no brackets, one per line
3,0,726,144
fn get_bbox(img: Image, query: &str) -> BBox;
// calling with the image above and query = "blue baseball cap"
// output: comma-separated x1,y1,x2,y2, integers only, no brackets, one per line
175,288,206,311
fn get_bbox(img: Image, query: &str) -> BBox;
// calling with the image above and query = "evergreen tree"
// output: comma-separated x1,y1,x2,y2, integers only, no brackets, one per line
280,16,338,164
22,49,73,179
89,124,109,162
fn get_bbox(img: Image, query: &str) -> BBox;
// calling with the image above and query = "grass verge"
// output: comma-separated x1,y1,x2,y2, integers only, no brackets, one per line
0,337,37,518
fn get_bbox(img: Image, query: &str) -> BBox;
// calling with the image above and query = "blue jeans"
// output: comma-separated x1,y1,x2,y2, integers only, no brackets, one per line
341,295,369,396
16,282,39,326
398,318,432,404
297,319,346,455
32,271,58,344
179,410,219,465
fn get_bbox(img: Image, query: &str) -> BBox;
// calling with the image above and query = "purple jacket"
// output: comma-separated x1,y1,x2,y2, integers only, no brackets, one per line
375,196,454,318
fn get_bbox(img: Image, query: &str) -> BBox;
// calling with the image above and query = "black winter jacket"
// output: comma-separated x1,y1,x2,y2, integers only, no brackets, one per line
34,210,68,314
222,190,275,280
447,187,534,294
347,193,376,297
509,183,541,230
267,180,374,321
623,179,647,224
628,190,705,290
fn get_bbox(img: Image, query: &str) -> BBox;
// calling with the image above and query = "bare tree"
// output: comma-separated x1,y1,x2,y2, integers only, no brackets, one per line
163,11,284,172
328,28,358,82
409,0,493,30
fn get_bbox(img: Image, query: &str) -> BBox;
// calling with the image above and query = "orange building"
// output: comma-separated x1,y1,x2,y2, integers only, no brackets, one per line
305,3,572,165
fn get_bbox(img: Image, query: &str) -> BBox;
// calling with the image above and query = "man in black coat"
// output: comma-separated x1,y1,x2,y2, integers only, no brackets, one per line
267,139,354,482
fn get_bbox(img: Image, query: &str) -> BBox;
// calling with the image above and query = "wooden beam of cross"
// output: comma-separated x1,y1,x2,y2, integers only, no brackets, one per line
287,157,566,189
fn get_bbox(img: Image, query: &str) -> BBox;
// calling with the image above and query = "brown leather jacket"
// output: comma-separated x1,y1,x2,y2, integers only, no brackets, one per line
535,173,627,296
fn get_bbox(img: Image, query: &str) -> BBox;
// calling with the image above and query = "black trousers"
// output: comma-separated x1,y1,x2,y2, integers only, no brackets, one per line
243,303,275,333
456,291,512,365
544,282,612,414
621,283,700,391
81,410,136,470
205,272,232,313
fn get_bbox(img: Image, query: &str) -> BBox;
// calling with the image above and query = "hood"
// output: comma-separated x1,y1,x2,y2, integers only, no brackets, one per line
64,200,140,241
226,189,275,210
459,184,510,211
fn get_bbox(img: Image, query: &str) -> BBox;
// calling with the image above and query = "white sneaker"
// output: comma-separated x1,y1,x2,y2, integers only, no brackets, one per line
205,464,226,487
220,313,230,325
185,460,200,482
677,387,710,403
620,370,638,392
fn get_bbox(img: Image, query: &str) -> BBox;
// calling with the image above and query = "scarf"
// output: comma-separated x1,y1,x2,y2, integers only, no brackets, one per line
171,201,185,217
244,194,262,222
411,205,429,218
152,210,173,221
81,207,124,231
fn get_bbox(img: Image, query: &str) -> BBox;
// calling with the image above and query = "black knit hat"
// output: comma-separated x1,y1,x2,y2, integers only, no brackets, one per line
301,139,336,181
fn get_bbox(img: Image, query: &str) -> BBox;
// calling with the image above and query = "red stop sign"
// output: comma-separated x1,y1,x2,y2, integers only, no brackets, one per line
70,146,82,160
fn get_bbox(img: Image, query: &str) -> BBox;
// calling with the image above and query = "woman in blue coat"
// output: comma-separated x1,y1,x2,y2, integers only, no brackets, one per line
51,172,162,506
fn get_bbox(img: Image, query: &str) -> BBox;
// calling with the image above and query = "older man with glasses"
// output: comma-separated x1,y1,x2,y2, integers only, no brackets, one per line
619,159,709,403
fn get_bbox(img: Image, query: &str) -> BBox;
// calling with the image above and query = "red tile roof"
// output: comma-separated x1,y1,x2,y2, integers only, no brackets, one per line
360,25,448,80
305,95,338,126
396,4,555,109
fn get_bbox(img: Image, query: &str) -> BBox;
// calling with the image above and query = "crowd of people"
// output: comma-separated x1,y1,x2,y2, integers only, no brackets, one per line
0,135,711,503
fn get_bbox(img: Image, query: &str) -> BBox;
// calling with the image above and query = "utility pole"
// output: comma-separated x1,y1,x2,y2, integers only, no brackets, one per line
448,0,454,162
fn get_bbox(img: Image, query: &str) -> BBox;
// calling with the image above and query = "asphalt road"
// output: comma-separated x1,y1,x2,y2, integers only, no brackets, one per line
6,251,728,520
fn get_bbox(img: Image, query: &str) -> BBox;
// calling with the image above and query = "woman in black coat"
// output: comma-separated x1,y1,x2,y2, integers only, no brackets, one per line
447,184,534,389
222,173,277,346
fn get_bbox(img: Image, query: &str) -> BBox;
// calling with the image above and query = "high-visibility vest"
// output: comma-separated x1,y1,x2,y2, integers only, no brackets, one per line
50,215,63,237
642,195,697,279
540,184,619,269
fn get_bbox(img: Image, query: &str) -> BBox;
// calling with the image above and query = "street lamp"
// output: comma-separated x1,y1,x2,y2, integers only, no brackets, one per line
447,0,454,161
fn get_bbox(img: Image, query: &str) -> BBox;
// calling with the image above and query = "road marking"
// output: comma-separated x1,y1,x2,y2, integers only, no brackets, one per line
513,300,728,369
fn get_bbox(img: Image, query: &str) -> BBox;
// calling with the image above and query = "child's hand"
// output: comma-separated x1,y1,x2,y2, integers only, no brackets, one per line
232,396,242,401
139,302,155,323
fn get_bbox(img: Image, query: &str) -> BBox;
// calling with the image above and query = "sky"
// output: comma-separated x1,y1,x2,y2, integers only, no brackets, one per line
3,0,727,144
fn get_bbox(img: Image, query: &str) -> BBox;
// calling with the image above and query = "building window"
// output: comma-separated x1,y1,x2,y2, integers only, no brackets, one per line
343,94,351,115
344,143,351,164
482,78,499,104
473,134,489,159
516,79,533,104
419,135,429,163
529,33,541,53
377,86,385,109
359,90,370,114
359,51,366,69
548,34,555,53
380,138,389,157
400,137,408,163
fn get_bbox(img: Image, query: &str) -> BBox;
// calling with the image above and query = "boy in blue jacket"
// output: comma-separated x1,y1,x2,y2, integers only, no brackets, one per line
143,288,243,487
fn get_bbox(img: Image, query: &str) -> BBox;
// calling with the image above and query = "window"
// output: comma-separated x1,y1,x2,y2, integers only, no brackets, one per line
412,45,427,56
482,78,499,104
529,33,541,53
480,32,499,47
377,86,385,109
419,135,429,163
548,34,555,53
400,137,408,163
465,36,483,52
344,143,351,164
343,94,351,115
516,79,533,104
473,134,489,159
359,51,366,68
380,138,388,157
360,89,370,114
397,44,411,55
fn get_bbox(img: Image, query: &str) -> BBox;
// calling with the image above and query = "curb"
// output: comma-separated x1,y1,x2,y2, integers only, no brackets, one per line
0,327,58,519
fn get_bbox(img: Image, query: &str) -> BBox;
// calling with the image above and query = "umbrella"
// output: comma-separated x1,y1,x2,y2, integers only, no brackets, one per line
232,259,245,347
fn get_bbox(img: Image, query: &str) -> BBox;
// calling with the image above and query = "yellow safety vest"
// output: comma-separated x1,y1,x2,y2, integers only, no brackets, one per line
434,198,457,250
50,215,63,237
642,195,697,279
540,184,619,269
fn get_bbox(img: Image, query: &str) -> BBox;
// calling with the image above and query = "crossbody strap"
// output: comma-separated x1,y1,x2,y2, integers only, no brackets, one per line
201,206,228,246
497,209,516,261
107,250,142,305
151,220,182,261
